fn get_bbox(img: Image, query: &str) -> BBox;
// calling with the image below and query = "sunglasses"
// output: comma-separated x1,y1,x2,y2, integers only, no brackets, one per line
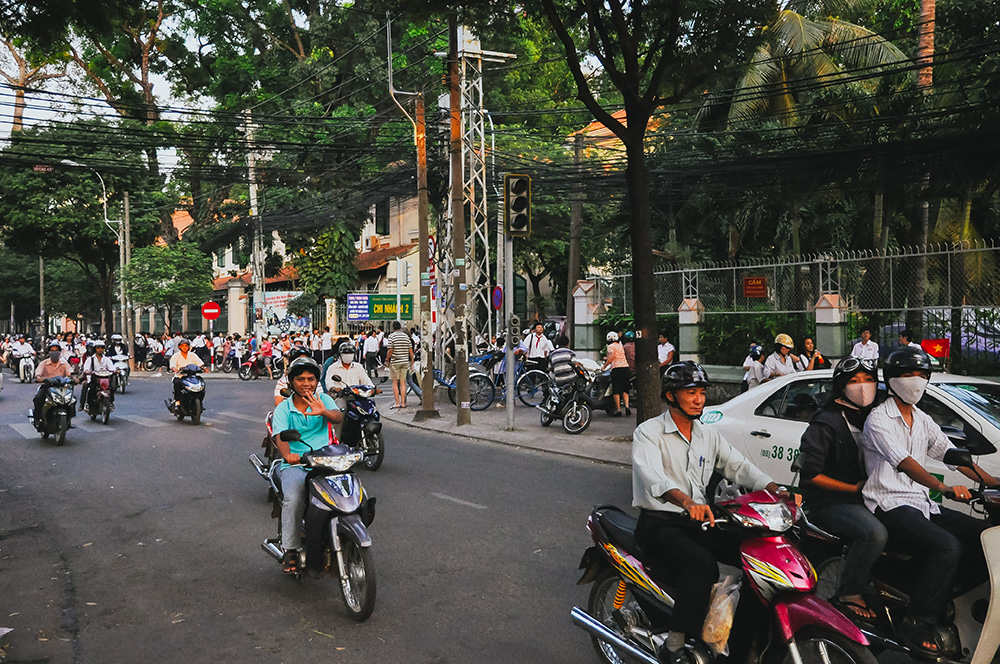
838,357,877,373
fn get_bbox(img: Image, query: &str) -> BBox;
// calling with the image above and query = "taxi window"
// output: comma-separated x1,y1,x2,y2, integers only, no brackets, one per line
936,383,1000,431
754,380,831,422
917,393,967,431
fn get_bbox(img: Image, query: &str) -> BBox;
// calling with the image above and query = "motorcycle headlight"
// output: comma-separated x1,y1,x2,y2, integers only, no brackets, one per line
748,501,794,532
312,452,363,472
354,387,375,398
184,381,205,392
51,389,73,405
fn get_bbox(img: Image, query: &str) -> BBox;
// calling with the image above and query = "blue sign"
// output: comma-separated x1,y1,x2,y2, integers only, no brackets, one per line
347,294,369,321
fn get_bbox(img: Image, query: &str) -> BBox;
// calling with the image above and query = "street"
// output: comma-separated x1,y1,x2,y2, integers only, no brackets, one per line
0,373,631,663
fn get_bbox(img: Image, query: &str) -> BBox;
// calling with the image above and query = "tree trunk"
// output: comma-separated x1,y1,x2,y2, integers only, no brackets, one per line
949,185,972,374
624,136,660,424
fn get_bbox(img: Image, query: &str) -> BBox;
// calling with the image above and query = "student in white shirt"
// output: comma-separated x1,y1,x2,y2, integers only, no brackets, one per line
657,332,676,375
524,323,554,371
899,329,922,350
851,326,879,360
860,347,998,656
745,346,771,389
764,333,799,377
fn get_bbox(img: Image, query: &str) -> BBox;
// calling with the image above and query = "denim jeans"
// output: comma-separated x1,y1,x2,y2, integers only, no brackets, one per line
278,465,310,551
875,505,988,623
811,503,888,597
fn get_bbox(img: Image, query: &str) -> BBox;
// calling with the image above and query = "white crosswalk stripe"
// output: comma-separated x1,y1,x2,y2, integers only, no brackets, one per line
117,414,169,428
10,423,38,439
218,410,266,423
200,419,231,434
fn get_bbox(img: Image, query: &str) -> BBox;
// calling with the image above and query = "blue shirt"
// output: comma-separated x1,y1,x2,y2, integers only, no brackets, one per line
272,392,341,467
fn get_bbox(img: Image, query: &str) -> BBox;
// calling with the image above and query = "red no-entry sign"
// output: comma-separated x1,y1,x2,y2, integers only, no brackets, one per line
201,301,221,320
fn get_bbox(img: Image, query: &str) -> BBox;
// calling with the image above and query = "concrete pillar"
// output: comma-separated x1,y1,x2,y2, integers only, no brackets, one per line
815,293,847,362
571,279,602,361
227,280,247,335
181,305,189,333
678,298,704,362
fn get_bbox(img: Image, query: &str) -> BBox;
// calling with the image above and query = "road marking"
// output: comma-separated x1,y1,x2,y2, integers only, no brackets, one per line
117,414,168,428
74,421,103,432
10,423,37,439
217,410,265,423
431,493,487,510
201,419,231,434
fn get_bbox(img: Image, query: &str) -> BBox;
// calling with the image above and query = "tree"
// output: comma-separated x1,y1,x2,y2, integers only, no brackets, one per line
0,36,66,133
124,241,213,332
537,0,771,423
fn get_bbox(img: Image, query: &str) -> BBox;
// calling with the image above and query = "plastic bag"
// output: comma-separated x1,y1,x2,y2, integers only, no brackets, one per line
702,574,741,656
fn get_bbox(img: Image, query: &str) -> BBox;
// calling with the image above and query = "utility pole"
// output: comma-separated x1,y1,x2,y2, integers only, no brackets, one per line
245,110,265,345
387,16,438,421
39,256,45,338
124,191,135,371
566,133,584,347
450,17,471,426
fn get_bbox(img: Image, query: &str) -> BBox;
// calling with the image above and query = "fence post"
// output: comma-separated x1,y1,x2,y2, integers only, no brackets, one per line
815,293,848,361
679,270,703,362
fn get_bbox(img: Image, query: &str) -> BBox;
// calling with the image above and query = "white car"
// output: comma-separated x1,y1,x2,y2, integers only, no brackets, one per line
700,369,1000,493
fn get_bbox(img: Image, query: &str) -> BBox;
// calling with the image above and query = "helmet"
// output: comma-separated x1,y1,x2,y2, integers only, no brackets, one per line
748,344,763,361
48,341,61,353
338,342,356,356
284,347,310,364
606,331,619,343
85,341,96,356
177,338,191,348
883,346,932,381
111,334,122,342
832,356,878,395
621,331,635,342
93,340,106,348
774,333,794,349
661,361,711,393
287,356,321,381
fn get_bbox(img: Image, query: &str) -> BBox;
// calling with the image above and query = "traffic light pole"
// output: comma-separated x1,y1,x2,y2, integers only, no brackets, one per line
504,231,515,430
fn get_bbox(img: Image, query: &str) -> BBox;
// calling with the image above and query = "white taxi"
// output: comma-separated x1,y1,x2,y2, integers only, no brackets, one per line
700,370,1000,490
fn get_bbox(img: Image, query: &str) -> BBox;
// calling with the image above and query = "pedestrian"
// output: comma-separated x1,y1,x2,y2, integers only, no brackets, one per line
363,328,380,380
765,333,800,377
386,321,413,409
320,326,333,363
524,322,553,371
746,345,771,389
600,331,631,417
740,340,760,393
134,332,148,371
797,337,829,371
899,328,922,350
149,334,165,376
310,328,322,363
851,325,879,360
622,331,636,375
260,335,275,379
657,332,676,376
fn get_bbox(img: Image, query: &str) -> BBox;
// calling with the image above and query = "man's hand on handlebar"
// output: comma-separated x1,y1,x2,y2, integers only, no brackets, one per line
282,452,301,464
683,500,715,527
944,485,973,502
766,482,803,506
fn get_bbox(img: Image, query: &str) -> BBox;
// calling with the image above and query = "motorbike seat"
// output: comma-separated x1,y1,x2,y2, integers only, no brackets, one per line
597,508,642,557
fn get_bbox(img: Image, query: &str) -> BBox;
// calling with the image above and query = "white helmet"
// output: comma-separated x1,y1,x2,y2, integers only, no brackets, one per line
111,334,122,342
606,331,619,343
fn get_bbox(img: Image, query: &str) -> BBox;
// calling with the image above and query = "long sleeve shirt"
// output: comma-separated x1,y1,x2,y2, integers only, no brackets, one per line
632,411,774,513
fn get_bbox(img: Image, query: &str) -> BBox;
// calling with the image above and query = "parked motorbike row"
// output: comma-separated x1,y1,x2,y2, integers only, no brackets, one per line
574,447,1000,664
536,359,631,435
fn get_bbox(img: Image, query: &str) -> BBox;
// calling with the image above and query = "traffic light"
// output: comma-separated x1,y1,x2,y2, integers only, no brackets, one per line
401,261,411,286
504,174,531,237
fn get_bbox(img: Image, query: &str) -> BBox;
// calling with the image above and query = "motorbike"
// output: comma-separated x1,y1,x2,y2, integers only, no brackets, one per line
806,448,1000,664
28,376,77,445
582,365,621,417
165,364,206,424
249,429,378,621
84,370,116,425
238,350,266,381
330,378,385,471
538,366,592,434
573,490,875,664
13,350,35,383
111,353,130,393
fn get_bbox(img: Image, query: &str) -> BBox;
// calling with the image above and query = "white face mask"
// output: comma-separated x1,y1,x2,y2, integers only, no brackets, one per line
842,382,876,408
889,376,929,405
341,354,355,365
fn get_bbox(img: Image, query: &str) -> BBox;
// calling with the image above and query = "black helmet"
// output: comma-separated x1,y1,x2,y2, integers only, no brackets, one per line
287,356,321,381
883,346,932,381
284,347,310,364
661,361,710,395
337,342,355,356
832,357,878,397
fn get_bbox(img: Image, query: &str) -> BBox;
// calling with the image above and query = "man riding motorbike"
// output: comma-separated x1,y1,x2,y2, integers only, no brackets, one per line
271,357,342,574
860,346,1000,656
273,347,320,406
324,341,374,439
33,341,72,419
798,357,887,622
632,361,793,664
80,340,115,412
169,338,204,409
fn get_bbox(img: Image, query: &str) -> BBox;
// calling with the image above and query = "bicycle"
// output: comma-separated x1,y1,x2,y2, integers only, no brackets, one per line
472,351,551,408
406,361,495,411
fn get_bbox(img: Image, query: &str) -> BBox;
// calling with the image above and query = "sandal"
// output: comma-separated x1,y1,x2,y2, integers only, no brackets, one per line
901,618,945,656
831,597,876,623
282,550,299,575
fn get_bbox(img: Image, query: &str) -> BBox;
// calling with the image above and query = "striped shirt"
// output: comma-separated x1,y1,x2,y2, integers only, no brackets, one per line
386,330,412,366
549,346,577,385
860,396,955,517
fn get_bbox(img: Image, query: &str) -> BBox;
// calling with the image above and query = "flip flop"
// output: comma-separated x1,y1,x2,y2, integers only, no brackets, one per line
831,598,876,623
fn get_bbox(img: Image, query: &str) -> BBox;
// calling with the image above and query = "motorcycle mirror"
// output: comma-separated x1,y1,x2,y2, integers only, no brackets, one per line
331,374,342,382
278,429,301,442
943,447,974,469
279,388,292,398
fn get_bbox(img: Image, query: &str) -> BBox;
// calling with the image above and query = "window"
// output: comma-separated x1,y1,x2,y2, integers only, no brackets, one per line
375,199,390,236
755,380,830,422
217,247,225,268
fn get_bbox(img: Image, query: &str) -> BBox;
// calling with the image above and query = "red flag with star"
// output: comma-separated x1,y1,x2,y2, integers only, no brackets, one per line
921,338,950,358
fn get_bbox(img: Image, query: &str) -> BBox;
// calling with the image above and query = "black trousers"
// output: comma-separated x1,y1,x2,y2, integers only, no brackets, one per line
876,505,988,623
635,510,745,637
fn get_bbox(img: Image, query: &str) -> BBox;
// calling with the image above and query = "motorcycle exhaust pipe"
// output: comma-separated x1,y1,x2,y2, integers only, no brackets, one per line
571,606,660,664
261,539,283,562
249,454,268,479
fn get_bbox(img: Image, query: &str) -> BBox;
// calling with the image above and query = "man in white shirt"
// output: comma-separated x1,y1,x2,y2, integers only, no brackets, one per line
764,333,799,377
81,340,116,411
860,347,998,655
657,332,676,375
524,323,554,370
169,339,204,407
899,329,922,350
851,326,879,360
362,331,381,379
320,326,333,363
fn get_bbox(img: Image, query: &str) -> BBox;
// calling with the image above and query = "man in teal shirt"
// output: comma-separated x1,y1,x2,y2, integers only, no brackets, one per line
272,356,342,574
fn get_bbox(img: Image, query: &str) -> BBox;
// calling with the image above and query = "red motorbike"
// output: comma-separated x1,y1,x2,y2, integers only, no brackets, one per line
573,490,875,664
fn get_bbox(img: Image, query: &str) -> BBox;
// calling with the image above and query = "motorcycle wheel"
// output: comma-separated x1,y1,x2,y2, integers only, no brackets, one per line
468,373,496,411
101,403,111,425
54,413,68,446
361,431,385,471
238,365,253,381
516,370,551,407
338,537,376,622
143,357,156,371
814,556,845,601
771,629,877,664
540,409,554,427
191,399,202,425
119,375,128,394
20,366,29,383
588,569,646,664
562,401,592,435
90,410,98,421
222,358,234,373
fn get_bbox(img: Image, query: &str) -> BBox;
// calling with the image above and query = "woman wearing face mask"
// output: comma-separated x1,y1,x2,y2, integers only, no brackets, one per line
798,357,886,623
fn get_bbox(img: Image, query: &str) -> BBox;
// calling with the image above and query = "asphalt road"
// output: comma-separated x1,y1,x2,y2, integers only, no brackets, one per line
0,372,631,664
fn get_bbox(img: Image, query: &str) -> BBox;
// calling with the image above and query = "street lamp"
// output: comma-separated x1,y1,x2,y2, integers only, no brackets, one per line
60,159,126,337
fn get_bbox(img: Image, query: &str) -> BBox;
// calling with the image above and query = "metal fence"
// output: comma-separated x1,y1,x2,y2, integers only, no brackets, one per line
599,241,1000,373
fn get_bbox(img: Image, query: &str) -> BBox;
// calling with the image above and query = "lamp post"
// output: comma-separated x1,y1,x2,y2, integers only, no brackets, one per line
60,159,126,338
